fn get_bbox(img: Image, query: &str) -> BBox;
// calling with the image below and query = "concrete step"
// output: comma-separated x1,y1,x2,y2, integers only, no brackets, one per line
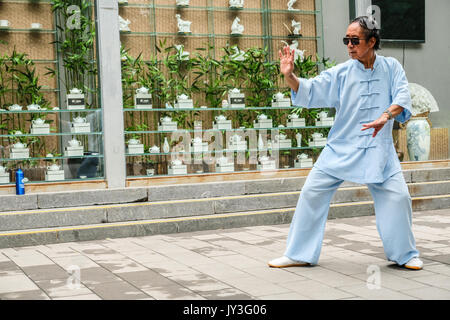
1,193,450,249
0,180,449,233
1,166,450,248
2,167,450,213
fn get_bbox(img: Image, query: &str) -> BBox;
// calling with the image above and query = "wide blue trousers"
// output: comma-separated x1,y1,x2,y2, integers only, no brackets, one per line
284,167,420,265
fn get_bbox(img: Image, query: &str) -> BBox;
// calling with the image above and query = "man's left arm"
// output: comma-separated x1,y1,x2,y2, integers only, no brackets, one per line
361,105,404,138
361,59,412,138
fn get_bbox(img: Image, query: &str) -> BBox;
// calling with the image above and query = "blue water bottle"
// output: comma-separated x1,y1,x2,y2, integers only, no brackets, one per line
15,168,25,195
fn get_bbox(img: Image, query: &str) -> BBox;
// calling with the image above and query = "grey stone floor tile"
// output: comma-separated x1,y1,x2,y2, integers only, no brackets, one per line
279,280,354,300
116,269,179,289
3,249,55,268
0,261,23,276
377,264,435,279
412,274,450,291
212,254,264,269
402,286,450,300
167,273,232,293
78,267,123,287
191,262,251,280
96,257,148,274
257,292,311,300
120,250,172,264
191,246,238,257
294,259,367,276
51,255,100,270
0,274,40,294
240,266,309,284
87,280,149,300
141,284,205,300
0,252,10,263
221,276,291,297
427,254,450,264
37,246,80,259
162,250,218,266
53,293,102,300
247,240,286,253
421,263,450,276
15,245,48,252
291,267,365,287
220,231,268,243
34,278,93,299
350,272,427,291
101,239,150,253
192,234,230,241
22,264,69,282
0,289,51,300
198,288,254,300
167,238,219,250
77,248,119,256
338,283,419,300
141,259,200,277
316,258,379,276
237,247,282,263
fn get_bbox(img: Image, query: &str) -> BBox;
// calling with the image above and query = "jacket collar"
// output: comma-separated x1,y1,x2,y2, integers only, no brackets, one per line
354,54,380,71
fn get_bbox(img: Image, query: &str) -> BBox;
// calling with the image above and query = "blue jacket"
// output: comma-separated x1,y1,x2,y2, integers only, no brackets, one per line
292,55,412,183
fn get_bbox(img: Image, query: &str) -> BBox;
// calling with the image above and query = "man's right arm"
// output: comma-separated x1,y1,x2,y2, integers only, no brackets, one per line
284,72,300,93
290,66,339,109
279,46,299,92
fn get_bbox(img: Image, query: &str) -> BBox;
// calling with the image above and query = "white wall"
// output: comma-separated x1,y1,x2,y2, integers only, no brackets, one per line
321,0,450,129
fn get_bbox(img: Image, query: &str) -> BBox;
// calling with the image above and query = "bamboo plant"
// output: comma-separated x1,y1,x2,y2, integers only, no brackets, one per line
47,0,98,107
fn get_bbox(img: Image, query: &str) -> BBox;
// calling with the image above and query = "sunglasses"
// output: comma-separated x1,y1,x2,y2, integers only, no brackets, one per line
343,37,366,45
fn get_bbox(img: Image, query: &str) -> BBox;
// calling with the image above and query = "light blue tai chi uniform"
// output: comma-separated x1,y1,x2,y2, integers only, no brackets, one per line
285,55,419,265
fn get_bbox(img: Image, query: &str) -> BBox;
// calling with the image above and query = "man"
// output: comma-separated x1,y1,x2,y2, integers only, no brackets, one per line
269,16,423,270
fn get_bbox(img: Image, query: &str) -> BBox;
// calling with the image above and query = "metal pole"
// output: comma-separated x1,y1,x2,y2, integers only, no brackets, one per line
95,0,126,188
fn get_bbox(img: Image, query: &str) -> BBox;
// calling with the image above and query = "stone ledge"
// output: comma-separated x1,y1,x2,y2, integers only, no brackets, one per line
37,188,148,209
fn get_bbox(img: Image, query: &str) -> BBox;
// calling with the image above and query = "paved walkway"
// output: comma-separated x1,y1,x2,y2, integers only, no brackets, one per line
0,208,450,300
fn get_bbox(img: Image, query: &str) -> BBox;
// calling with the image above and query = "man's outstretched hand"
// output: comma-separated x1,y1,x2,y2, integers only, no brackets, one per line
361,115,389,138
279,46,295,76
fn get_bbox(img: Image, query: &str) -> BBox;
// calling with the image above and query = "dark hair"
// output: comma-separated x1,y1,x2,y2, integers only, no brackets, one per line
351,16,381,50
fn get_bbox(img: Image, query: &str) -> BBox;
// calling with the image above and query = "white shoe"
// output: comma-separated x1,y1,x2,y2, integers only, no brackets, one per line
403,257,423,270
268,256,309,268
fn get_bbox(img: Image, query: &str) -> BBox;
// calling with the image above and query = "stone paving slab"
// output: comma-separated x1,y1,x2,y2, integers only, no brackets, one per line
0,289,51,300
0,208,450,300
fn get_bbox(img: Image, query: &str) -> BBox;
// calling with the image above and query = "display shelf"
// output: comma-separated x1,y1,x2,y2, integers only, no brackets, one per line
119,31,268,39
0,153,103,162
124,125,331,135
118,4,319,15
0,28,56,34
125,145,325,157
129,165,314,179
0,0,53,3
123,106,297,112
270,35,320,40
0,132,102,138
31,59,58,64
119,4,264,12
0,108,102,114
0,176,103,186
268,9,320,14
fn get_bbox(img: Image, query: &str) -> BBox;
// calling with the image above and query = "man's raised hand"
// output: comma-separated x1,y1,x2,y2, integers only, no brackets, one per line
279,46,295,76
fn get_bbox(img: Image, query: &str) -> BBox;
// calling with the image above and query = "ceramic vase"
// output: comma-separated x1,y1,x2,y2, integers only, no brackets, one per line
406,117,430,161
163,137,170,153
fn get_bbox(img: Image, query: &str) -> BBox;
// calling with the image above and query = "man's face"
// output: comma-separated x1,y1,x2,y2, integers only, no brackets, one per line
345,23,375,60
